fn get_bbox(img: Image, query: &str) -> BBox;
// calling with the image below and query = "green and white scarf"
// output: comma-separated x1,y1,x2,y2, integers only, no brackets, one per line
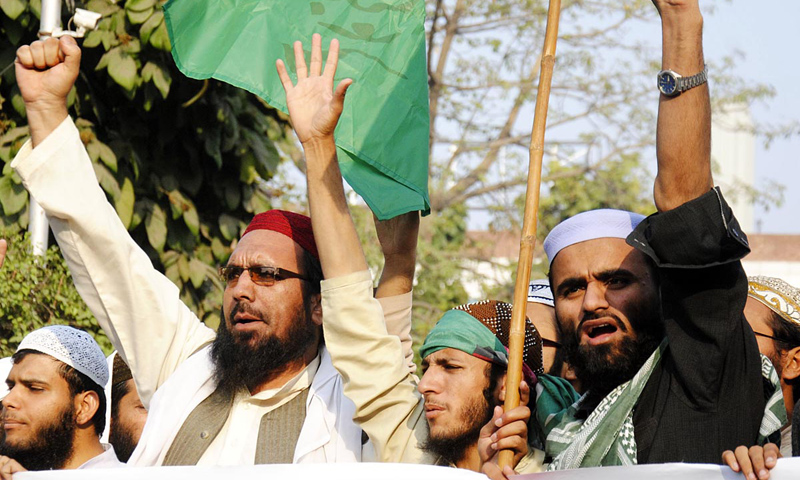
536,341,786,470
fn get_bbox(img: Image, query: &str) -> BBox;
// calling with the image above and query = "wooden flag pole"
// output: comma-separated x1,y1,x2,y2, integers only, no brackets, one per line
498,0,562,470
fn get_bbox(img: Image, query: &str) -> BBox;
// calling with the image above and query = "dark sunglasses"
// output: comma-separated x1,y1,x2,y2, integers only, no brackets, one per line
219,265,310,287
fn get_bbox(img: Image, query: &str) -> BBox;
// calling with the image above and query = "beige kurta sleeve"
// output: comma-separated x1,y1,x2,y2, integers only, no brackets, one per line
322,271,433,464
11,117,215,407
377,291,417,377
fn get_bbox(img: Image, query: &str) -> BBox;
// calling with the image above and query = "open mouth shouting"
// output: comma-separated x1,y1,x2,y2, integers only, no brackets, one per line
580,318,623,346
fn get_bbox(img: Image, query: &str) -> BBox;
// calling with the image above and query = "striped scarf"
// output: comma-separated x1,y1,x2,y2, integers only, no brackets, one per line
536,341,786,469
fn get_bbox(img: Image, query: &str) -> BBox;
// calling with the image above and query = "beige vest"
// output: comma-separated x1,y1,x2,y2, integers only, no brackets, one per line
162,387,310,465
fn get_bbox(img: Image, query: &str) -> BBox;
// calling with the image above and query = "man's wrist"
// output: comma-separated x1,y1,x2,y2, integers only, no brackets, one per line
301,135,337,155
25,104,69,147
660,9,703,36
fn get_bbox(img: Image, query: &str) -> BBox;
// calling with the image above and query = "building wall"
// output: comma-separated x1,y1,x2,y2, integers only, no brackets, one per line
712,103,755,232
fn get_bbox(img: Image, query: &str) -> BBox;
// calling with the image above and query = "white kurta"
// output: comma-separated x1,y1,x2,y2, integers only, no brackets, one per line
79,444,125,469
11,117,410,466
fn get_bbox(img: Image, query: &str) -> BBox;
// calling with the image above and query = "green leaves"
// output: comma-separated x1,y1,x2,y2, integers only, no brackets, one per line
142,61,171,98
106,47,138,91
145,201,168,252
0,0,26,20
116,177,136,228
0,230,110,356
0,175,27,215
1,0,288,330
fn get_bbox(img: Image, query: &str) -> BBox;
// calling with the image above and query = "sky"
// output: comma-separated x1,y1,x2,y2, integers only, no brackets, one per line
704,0,800,234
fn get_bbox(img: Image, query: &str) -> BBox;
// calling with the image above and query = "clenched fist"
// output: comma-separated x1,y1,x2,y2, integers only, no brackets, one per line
15,36,82,146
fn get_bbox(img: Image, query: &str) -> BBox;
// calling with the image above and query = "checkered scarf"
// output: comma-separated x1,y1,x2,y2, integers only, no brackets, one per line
537,341,785,469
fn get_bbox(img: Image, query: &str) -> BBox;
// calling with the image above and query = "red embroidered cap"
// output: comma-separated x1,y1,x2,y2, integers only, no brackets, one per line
242,210,319,260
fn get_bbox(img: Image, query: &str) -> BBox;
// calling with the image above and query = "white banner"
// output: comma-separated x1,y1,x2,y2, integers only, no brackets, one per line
516,457,800,480
13,458,800,480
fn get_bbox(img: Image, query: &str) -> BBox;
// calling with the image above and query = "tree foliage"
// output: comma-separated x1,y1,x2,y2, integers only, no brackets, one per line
0,229,111,356
0,0,296,329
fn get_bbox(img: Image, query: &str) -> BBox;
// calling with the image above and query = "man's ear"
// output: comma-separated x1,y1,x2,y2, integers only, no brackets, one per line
781,346,800,381
311,292,323,326
74,390,100,427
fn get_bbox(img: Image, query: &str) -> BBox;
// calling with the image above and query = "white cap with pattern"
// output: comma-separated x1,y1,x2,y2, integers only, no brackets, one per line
528,278,554,307
16,325,109,387
748,276,800,326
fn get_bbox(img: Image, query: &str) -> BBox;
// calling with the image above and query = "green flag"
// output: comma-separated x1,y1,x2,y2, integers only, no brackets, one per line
164,0,430,219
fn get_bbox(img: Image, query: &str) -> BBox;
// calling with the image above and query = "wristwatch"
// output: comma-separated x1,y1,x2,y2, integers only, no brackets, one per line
657,65,708,97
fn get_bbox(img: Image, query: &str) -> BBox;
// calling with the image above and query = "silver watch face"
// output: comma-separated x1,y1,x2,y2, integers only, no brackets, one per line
657,71,678,96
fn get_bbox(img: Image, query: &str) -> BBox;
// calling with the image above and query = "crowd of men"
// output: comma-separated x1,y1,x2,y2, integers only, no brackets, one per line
1,0,799,479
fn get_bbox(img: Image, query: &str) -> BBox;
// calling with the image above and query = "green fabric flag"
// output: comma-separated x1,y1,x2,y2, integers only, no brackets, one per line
164,0,430,219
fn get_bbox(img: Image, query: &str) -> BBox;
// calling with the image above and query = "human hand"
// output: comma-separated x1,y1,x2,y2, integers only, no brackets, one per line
0,456,27,480
479,381,531,472
15,36,80,117
0,239,6,269
722,443,781,480
276,34,352,146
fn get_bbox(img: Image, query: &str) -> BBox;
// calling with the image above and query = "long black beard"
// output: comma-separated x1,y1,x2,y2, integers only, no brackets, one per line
421,381,495,465
108,418,138,463
210,301,319,394
563,304,664,410
0,403,76,470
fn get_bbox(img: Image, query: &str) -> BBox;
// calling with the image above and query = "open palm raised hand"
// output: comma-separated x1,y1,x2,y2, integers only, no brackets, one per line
276,34,353,145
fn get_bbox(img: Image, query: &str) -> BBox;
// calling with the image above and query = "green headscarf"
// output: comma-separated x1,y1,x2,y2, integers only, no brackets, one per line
420,309,510,367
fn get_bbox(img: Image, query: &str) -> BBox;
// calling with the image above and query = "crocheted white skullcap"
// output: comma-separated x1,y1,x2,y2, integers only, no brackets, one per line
543,209,646,266
17,325,109,387
528,279,554,307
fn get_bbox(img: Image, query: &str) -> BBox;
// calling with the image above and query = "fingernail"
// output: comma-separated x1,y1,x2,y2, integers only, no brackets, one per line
759,470,768,479
749,473,757,480
495,418,503,427
766,457,776,463
491,434,497,442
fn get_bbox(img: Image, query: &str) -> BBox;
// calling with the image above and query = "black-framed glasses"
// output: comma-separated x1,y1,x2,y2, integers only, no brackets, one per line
219,265,310,287
753,331,792,345
542,338,562,349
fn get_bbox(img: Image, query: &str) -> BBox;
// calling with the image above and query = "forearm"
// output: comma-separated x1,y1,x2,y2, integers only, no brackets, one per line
11,117,214,405
322,271,429,463
304,137,369,278
376,253,415,298
654,8,712,212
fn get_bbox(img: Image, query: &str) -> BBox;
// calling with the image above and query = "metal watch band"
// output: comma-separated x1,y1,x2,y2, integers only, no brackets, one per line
677,65,708,93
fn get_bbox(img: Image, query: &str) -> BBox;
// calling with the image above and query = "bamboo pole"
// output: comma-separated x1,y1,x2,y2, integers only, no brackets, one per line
498,0,562,470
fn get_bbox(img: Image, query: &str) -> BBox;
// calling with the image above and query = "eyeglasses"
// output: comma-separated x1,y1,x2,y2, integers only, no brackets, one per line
219,265,310,286
541,338,562,349
753,331,793,345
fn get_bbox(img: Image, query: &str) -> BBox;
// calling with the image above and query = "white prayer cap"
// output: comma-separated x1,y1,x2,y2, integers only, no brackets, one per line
543,209,646,266
16,325,109,387
528,279,554,307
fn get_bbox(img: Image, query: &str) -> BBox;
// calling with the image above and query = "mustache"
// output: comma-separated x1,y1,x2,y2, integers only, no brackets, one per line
228,301,266,324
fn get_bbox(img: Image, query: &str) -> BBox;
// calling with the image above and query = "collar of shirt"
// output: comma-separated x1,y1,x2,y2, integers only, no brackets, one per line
238,354,321,407
79,443,125,469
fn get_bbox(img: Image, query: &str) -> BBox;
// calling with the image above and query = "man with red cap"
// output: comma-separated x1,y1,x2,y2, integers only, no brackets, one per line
10,36,416,466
